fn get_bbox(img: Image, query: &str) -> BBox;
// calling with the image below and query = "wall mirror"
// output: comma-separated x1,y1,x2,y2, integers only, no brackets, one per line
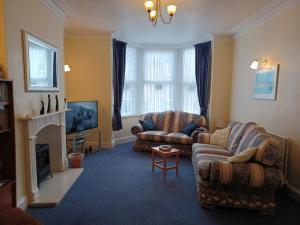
23,31,59,92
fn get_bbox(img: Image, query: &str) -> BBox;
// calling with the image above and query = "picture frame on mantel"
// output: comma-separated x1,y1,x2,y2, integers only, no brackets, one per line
22,31,59,92
252,65,279,100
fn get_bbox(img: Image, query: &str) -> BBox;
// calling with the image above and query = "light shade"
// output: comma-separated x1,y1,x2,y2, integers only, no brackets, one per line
149,10,157,21
64,64,71,72
144,1,154,12
167,5,177,16
249,60,259,70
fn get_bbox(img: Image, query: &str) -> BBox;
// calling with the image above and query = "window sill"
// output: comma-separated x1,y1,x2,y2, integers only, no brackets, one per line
121,114,143,119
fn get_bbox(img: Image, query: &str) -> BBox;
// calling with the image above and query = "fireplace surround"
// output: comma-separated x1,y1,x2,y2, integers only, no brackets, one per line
21,110,68,204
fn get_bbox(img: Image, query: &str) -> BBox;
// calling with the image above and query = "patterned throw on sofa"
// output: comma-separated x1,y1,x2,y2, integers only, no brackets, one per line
131,110,207,156
192,121,284,214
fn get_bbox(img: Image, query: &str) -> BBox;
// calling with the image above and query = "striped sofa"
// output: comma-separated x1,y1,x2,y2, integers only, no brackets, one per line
192,122,284,214
131,110,207,157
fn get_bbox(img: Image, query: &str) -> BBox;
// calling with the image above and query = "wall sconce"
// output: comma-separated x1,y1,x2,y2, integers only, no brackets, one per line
64,64,71,72
249,58,267,70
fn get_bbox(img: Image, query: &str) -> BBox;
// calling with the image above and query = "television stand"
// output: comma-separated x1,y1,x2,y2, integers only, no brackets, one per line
73,136,86,153
67,128,101,154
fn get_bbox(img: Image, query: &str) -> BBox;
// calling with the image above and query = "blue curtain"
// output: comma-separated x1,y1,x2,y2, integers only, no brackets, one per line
112,39,127,131
194,41,212,120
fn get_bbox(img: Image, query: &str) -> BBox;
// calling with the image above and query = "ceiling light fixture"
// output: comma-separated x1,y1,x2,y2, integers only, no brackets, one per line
144,0,177,27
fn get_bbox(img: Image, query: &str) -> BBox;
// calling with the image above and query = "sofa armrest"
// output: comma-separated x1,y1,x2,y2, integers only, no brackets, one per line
191,127,208,139
193,131,211,144
131,124,144,135
200,161,283,189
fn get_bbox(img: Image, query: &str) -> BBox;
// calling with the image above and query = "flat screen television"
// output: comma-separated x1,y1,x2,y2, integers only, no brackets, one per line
66,101,98,135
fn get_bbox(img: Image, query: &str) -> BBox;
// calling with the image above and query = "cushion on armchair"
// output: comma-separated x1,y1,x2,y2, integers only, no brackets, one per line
210,127,231,148
180,122,199,136
139,118,157,131
227,147,257,163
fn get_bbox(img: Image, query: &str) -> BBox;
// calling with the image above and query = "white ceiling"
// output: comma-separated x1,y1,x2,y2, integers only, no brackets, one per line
51,0,280,44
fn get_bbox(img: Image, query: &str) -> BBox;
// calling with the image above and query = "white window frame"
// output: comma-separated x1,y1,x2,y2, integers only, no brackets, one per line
121,46,199,117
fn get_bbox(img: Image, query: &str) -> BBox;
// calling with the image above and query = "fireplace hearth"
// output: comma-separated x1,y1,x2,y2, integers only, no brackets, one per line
36,144,52,187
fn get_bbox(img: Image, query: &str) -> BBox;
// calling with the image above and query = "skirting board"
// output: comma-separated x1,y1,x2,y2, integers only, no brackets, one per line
101,141,114,149
284,183,300,204
17,195,28,210
85,141,114,150
114,136,136,145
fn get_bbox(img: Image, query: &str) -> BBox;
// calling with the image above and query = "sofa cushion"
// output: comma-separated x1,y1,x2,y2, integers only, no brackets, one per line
228,147,258,163
227,122,256,153
171,110,206,133
210,127,231,148
180,122,199,136
138,118,157,131
192,143,233,157
142,111,173,132
163,132,193,145
137,131,168,142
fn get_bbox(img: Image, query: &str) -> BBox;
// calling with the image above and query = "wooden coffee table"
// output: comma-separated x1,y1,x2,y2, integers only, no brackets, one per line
151,147,181,178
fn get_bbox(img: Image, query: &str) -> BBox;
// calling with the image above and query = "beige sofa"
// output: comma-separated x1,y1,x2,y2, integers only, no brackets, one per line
192,121,285,214
131,110,207,157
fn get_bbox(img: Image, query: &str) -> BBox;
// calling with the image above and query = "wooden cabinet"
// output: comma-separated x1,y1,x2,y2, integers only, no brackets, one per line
0,80,16,209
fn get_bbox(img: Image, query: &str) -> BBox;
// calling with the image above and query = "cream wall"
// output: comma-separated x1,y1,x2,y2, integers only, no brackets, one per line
210,37,233,130
4,0,65,207
230,4,300,190
0,0,7,75
64,36,113,147
113,115,140,144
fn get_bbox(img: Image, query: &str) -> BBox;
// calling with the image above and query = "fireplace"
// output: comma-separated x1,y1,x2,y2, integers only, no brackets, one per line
36,144,52,187
21,110,68,203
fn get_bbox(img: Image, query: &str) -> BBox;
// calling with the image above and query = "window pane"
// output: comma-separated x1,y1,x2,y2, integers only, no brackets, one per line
122,46,137,116
29,42,53,87
143,83,174,113
121,84,136,116
183,48,196,83
125,47,137,81
144,49,175,81
183,85,200,114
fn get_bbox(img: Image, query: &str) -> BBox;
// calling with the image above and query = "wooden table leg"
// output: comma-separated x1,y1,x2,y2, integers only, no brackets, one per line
163,157,167,178
176,153,179,176
152,151,155,172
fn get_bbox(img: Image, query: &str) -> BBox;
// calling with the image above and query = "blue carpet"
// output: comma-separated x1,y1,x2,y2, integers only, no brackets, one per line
28,142,300,225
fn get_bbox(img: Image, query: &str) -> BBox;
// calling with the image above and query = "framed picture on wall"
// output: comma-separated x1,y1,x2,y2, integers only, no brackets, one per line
252,65,279,100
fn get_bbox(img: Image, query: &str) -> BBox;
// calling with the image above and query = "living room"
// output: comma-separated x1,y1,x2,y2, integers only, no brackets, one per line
0,0,300,225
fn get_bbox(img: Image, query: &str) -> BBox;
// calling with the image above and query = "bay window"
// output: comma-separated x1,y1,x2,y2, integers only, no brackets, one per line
122,46,200,116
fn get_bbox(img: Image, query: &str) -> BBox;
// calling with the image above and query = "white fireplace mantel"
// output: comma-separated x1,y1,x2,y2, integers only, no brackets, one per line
21,110,68,203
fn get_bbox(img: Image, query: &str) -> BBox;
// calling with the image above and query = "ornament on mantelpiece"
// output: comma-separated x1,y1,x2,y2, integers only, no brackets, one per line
47,94,51,113
40,100,45,115
55,95,59,111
